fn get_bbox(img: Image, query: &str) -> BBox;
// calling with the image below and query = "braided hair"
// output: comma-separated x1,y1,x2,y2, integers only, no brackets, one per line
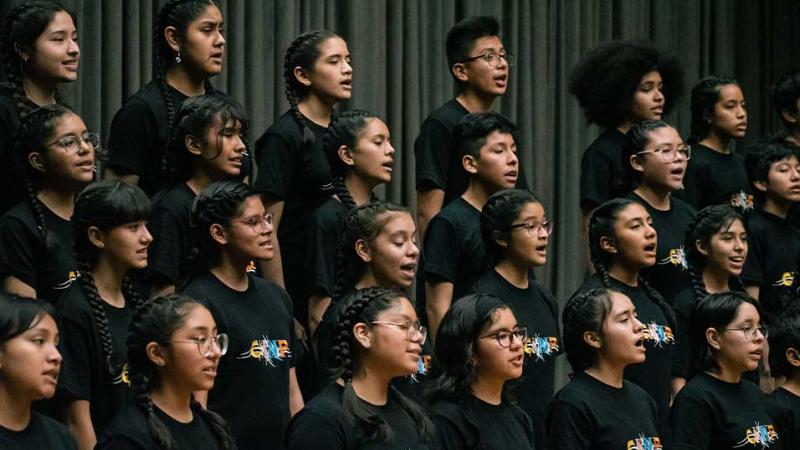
688,76,740,144
330,287,434,444
127,294,235,450
0,1,76,122
561,288,616,375
480,188,542,267
588,198,675,327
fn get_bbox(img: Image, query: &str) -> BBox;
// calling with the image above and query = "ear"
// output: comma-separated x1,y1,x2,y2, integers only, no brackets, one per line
629,154,645,174
753,179,768,193
781,108,798,126
492,230,509,249
293,66,312,88
451,63,469,83
338,145,355,168
599,236,617,254
462,154,478,175
353,322,371,349
184,134,203,156
583,330,602,350
787,347,800,368
705,327,722,351
164,26,181,53
209,223,228,246
146,342,168,367
87,226,105,249
354,239,372,263
14,42,30,62
695,239,709,256
28,152,46,173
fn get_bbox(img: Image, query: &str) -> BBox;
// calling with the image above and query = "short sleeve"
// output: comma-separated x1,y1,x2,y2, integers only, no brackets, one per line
422,215,459,283
579,147,615,210
305,209,342,298
670,391,712,450
254,133,295,200
432,413,474,450
0,215,37,287
105,97,158,176
147,206,185,284
286,409,345,450
544,400,594,450
415,119,451,191
56,305,94,400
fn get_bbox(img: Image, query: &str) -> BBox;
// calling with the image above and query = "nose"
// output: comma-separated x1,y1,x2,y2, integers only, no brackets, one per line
737,105,747,119
49,345,63,364
216,30,226,46
142,226,153,244
653,87,664,102
234,134,245,153
343,59,353,74
408,241,420,258
509,333,524,351
645,223,656,238
633,316,644,333
508,150,518,166
68,38,80,56
386,141,395,156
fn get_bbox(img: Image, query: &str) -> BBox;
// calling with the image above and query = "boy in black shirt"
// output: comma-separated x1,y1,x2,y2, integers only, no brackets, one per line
768,303,800,450
423,112,519,339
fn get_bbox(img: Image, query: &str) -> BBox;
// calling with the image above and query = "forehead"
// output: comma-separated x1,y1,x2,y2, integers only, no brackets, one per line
482,130,515,148
771,154,800,167
42,10,76,35
377,212,415,235
378,296,416,318
177,304,216,330
608,291,634,315
714,218,745,235
616,202,649,222
237,195,264,216
52,113,87,137
191,4,223,24
645,126,682,145
317,36,349,58
717,84,743,102
729,301,759,325
638,70,662,84
359,118,389,138
516,201,544,220
468,35,503,55
485,306,516,331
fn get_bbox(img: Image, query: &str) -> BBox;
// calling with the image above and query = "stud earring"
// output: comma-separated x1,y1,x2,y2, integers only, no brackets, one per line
175,51,181,64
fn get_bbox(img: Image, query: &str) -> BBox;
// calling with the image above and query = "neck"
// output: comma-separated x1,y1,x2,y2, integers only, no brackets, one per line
461,181,492,211
634,185,672,211
762,196,791,219
90,258,127,308
297,95,335,127
585,360,625,388
354,272,378,290
150,383,193,423
608,262,639,286
350,368,391,405
494,260,530,289
186,172,216,195
165,66,206,96
36,185,76,220
781,376,800,397
22,77,57,106
616,122,634,135
702,266,730,293
456,90,496,113
0,384,32,431
470,375,504,405
343,174,375,206
707,365,741,384
700,133,731,154
210,254,249,291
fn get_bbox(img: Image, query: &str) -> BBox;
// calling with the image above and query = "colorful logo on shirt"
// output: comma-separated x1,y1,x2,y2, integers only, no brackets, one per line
238,335,291,367
730,191,754,211
54,271,79,291
111,363,131,386
772,272,795,287
734,422,779,449
410,354,432,383
658,246,688,270
524,335,559,361
626,435,662,450
642,323,674,347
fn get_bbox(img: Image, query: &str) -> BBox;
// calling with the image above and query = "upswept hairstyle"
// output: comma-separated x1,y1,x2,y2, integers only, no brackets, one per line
454,112,517,160
588,198,675,327
688,291,761,376
480,188,542,266
0,1,76,121
330,287,433,444
768,300,800,379
569,40,683,129
126,294,235,450
72,181,150,377
744,140,799,202
0,291,55,345
561,288,617,374
771,69,800,129
445,16,500,79
688,75,740,144
622,120,674,181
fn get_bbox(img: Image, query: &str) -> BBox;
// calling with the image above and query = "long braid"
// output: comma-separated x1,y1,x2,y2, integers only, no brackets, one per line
332,177,357,212
639,276,676,327
133,372,174,449
190,397,235,450
121,277,145,312
24,177,54,250
76,259,121,377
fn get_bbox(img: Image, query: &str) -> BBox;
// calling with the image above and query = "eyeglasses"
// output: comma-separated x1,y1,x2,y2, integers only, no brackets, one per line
46,132,100,153
166,333,229,357
458,52,514,68
371,320,427,345
720,325,767,342
508,219,554,236
480,326,528,348
238,213,273,233
637,144,691,162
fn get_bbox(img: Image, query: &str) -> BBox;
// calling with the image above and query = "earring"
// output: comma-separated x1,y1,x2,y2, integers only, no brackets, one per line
175,51,181,64
22,55,29,63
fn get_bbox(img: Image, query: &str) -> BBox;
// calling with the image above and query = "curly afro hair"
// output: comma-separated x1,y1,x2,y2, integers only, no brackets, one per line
569,40,684,129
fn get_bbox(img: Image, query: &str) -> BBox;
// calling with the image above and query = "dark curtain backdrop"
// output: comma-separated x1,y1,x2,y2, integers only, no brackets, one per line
3,0,798,382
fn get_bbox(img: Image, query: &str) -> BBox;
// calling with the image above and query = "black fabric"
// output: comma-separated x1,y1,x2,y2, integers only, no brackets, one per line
286,383,433,450
628,192,696,304
769,387,800,450
0,411,77,450
181,271,298,450
432,393,534,450
574,275,674,440
471,269,560,450
306,197,348,299
741,208,800,322
105,80,188,197
0,200,77,304
414,99,528,204
579,128,631,210
679,144,752,211
96,403,221,450
0,93,28,215
545,371,662,450
671,372,781,450
55,284,135,436
672,287,696,379
147,183,197,286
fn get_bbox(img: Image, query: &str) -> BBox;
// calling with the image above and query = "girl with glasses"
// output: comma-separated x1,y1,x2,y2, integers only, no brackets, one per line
671,291,780,449
546,288,662,449
472,188,560,449
97,294,235,450
56,181,151,450
427,293,534,449
0,104,94,304
180,181,303,450
287,287,434,449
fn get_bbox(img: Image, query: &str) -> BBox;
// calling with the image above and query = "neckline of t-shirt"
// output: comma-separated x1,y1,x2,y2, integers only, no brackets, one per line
631,192,674,214
293,110,328,132
36,200,71,224
468,392,506,409
754,207,792,225
492,269,534,293
699,370,746,389
206,270,252,294
579,370,627,393
696,143,735,158
154,403,199,427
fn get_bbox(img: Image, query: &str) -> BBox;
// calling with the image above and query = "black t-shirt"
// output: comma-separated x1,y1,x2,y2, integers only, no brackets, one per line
148,183,197,286
0,93,29,215
414,99,528,204
628,192,696,304
432,393,534,450
545,371,662,450
306,197,348,298
671,372,781,450
286,383,433,450
579,128,631,210
56,284,135,436
680,144,752,211
0,200,77,304
574,275,674,439
97,403,222,450
471,269,560,450
672,287,698,379
106,80,189,197
0,412,77,450
769,387,800,450
181,271,299,450
741,208,800,322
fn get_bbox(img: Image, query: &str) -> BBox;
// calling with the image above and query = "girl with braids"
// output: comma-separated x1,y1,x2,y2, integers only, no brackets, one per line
105,0,225,197
0,1,79,215
671,205,749,392
681,76,752,211
0,104,95,303
56,180,152,450
671,292,779,449
148,93,248,296
574,197,676,440
97,294,235,450
180,181,303,450
287,287,434,449
546,288,662,450
306,109,395,339
471,189,559,450
0,293,76,449
428,294,535,450
254,29,352,330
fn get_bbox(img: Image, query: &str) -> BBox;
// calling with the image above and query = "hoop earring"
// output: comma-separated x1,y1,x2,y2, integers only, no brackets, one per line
175,51,182,64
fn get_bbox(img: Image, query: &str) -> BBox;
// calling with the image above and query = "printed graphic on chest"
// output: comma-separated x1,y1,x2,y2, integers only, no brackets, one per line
642,323,674,347
735,422,779,449
772,272,795,287
626,434,662,450
238,335,291,367
524,335,559,361
658,246,688,269
111,363,131,386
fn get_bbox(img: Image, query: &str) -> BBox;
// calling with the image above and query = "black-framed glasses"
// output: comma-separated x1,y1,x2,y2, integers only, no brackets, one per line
637,144,691,162
238,213,273,233
508,219,554,236
371,320,427,345
457,52,514,68
720,325,767,342
47,132,100,153
165,333,229,357
480,326,527,348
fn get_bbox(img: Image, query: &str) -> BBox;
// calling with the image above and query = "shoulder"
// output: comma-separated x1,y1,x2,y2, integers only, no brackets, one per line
311,198,347,228
250,275,293,308
96,405,150,448
438,198,479,224
30,412,76,446
117,81,164,115
426,100,466,129
584,129,626,155
0,201,36,228
56,285,92,320
257,110,303,144
671,197,697,218
672,288,697,316
154,184,195,210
